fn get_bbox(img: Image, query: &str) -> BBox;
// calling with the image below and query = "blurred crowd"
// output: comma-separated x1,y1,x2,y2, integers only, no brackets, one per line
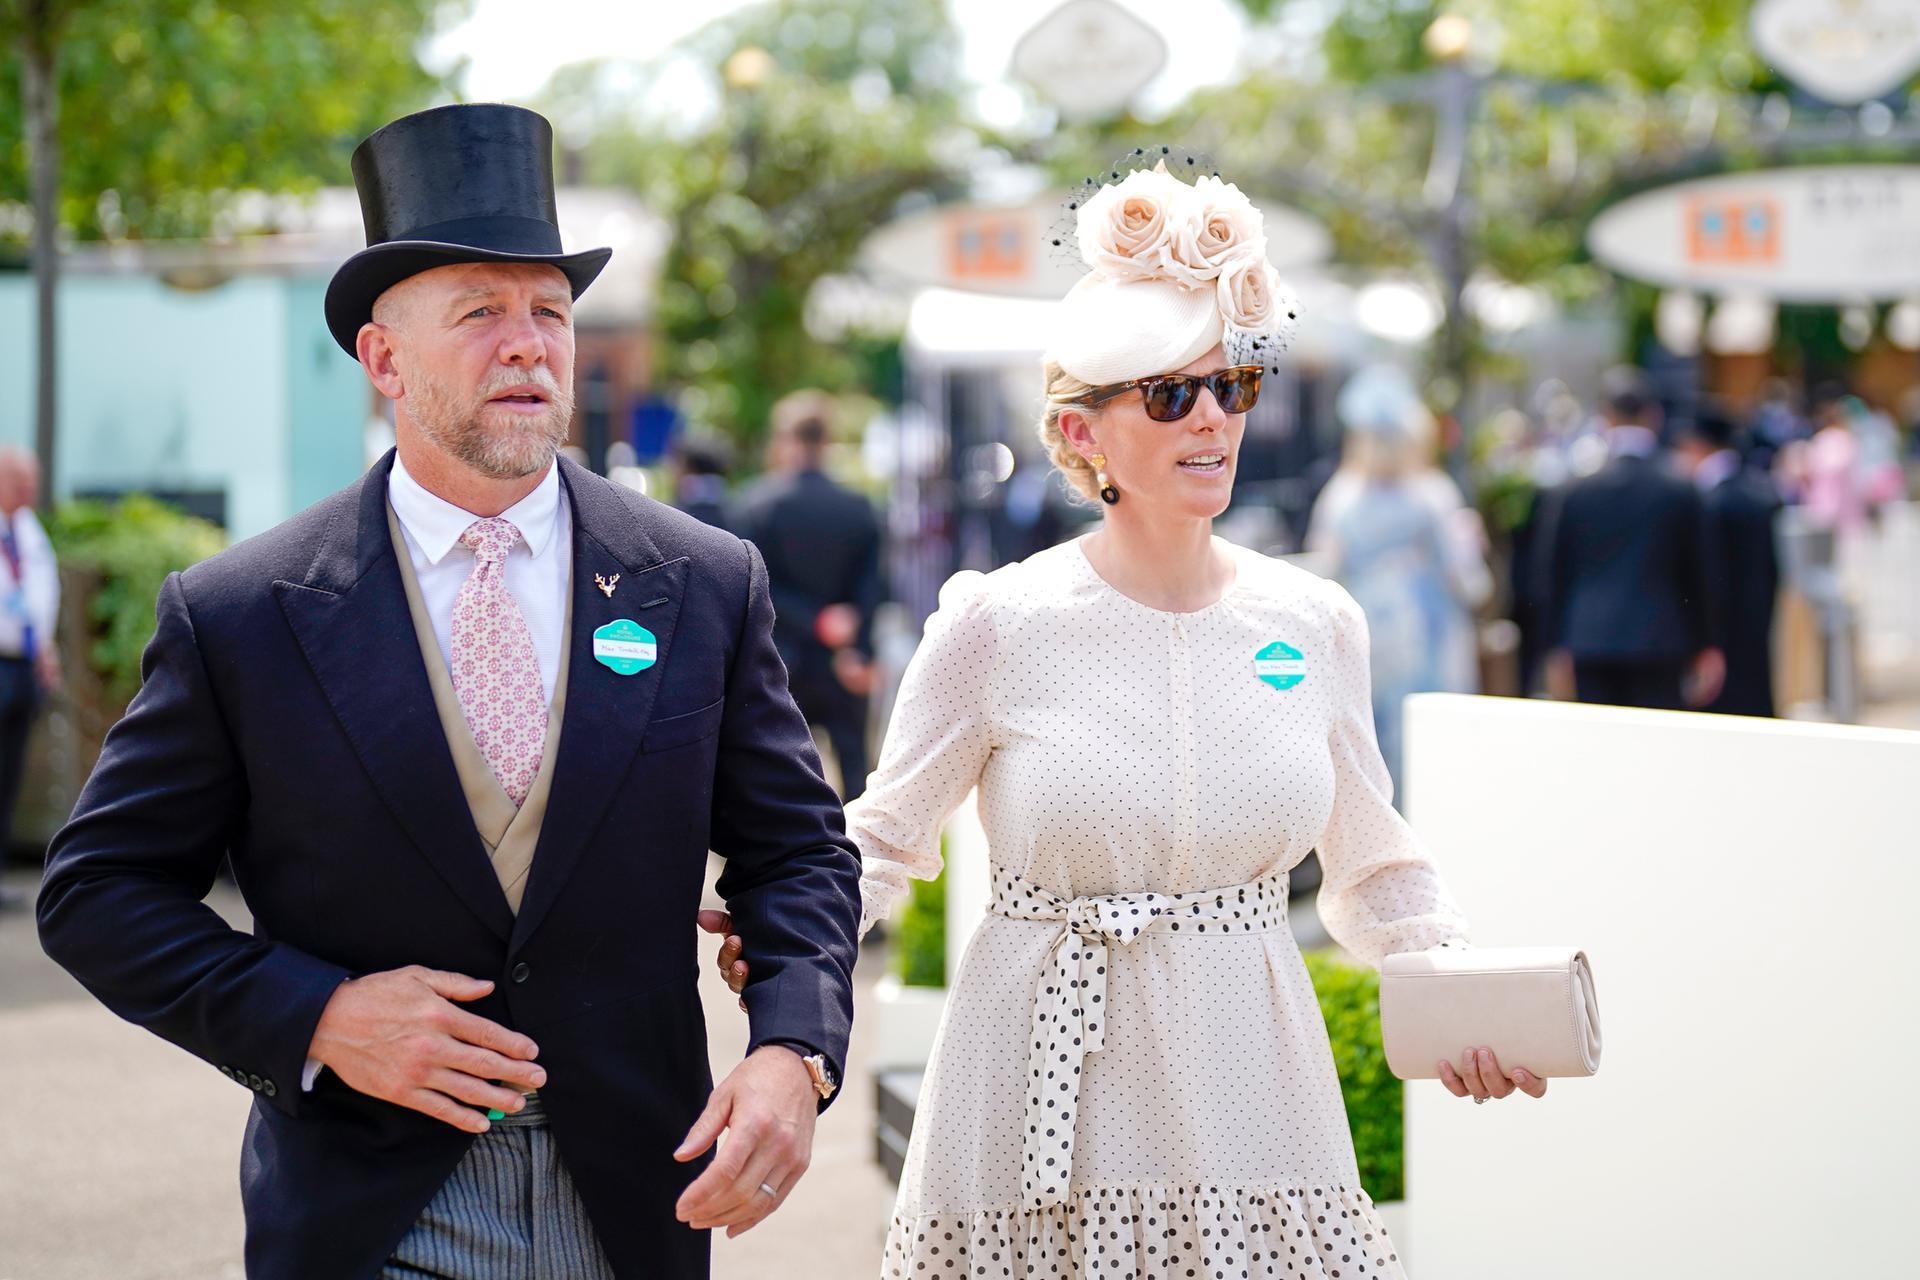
657,367,1917,811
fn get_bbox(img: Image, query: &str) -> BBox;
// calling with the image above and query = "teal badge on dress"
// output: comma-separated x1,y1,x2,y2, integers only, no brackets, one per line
592,619,657,676
1254,640,1307,691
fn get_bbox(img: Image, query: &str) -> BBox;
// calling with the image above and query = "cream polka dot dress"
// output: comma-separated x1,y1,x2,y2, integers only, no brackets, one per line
847,535,1471,1280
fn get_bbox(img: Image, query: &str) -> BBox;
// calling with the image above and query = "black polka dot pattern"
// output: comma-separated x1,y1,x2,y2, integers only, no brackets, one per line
879,1183,1404,1279
995,865,1293,1211
848,536,1470,1280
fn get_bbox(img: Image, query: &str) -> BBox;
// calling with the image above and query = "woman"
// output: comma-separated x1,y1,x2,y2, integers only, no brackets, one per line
1307,365,1491,792
724,160,1543,1278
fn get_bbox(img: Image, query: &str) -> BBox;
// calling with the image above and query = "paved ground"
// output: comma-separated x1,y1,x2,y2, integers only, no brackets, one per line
0,859,892,1280
2,694,1912,1278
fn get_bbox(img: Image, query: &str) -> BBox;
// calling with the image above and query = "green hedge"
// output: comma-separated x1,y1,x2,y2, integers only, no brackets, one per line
1303,948,1403,1202
47,496,227,702
892,863,946,988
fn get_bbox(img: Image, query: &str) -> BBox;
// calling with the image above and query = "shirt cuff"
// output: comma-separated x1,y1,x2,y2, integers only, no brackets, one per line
302,1057,324,1092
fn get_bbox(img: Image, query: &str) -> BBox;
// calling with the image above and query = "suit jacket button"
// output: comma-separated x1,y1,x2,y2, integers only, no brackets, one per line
247,1074,264,1091
511,962,531,984
219,1065,233,1079
262,1079,278,1098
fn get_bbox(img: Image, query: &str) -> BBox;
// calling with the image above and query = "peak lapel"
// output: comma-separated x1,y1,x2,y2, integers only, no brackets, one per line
274,452,514,942
511,461,687,949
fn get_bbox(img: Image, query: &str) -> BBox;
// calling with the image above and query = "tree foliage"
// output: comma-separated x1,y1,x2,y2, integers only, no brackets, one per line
1193,0,1779,293
544,0,968,442
0,0,456,243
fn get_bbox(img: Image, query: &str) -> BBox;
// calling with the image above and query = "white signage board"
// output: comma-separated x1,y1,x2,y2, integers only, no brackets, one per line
861,195,1331,300
1750,0,1920,106
1011,0,1168,121
1586,164,1920,302
1398,693,1920,1278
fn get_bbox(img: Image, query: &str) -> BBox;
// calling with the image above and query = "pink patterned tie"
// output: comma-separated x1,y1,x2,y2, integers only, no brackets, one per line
450,518,548,806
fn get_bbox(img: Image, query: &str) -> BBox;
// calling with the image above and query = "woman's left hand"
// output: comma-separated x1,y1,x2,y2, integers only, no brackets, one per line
697,909,751,1013
1437,1046,1547,1103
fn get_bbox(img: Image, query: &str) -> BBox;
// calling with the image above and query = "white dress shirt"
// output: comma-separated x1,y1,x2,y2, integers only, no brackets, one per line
0,506,59,660
387,453,572,706
304,455,572,1092
1694,448,1740,493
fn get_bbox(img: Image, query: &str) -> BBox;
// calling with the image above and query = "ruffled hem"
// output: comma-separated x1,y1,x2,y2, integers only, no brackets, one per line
882,1182,1404,1279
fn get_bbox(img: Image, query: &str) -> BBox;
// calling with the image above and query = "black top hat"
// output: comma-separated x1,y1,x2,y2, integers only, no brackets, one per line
323,104,612,356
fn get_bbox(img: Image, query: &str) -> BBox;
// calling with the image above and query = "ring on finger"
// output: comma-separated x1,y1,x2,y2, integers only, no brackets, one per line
758,1181,779,1197
1473,1096,1487,1105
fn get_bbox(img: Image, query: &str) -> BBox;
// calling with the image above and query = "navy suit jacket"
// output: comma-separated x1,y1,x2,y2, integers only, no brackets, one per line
37,452,862,1279
1534,452,1715,663
728,467,884,677
1701,467,1782,716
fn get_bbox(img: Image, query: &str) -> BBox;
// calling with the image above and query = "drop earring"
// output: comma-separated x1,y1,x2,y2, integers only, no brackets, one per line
1090,453,1119,505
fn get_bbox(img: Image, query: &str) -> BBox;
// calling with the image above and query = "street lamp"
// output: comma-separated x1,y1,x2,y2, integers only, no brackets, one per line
724,46,775,91
1422,13,1473,64
1422,13,1478,428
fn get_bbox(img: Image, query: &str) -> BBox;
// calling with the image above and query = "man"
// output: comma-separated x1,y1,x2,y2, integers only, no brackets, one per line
670,434,733,531
0,447,57,909
1678,402,1782,717
37,105,859,1279
730,392,883,801
1535,366,1724,711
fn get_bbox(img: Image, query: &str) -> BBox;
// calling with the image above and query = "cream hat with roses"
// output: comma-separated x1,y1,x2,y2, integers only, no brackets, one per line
1046,159,1299,385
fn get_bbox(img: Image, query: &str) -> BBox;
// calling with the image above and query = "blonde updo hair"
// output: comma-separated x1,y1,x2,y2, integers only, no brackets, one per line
1036,359,1104,504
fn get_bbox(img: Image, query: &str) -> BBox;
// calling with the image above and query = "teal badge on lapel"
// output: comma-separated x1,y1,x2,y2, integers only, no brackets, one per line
593,619,657,676
1254,640,1307,691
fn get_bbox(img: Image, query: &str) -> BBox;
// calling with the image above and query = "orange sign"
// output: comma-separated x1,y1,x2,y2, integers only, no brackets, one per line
1685,196,1779,265
945,212,1029,281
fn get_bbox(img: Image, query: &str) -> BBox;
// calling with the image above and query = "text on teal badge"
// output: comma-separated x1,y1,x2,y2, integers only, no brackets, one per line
1254,640,1307,691
592,619,657,676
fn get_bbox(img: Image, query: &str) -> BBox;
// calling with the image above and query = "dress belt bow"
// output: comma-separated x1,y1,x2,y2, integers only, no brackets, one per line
989,866,1290,1210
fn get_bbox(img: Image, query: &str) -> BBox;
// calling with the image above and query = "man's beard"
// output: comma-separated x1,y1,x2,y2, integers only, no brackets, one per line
407,364,575,480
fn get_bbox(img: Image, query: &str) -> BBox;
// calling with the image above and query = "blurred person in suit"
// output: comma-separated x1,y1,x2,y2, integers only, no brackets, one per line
671,433,734,531
1534,366,1723,711
0,446,57,909
1678,402,1782,718
731,391,885,801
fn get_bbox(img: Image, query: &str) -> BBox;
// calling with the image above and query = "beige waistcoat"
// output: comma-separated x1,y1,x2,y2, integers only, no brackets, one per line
386,502,571,914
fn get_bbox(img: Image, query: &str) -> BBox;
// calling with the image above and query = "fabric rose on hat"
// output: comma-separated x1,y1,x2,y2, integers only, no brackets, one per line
1217,256,1280,331
1076,164,1188,282
1166,175,1266,285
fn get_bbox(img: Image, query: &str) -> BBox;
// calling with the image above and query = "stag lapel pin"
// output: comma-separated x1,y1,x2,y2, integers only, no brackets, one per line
595,572,620,599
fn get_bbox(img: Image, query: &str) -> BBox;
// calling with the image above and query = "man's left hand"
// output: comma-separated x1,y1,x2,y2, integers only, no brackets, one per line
673,1045,817,1237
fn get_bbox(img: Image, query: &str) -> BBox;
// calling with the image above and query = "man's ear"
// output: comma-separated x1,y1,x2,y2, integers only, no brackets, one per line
357,323,405,401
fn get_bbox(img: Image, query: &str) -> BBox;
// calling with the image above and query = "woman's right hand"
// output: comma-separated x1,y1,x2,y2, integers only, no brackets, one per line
697,909,751,1012
1437,1045,1548,1103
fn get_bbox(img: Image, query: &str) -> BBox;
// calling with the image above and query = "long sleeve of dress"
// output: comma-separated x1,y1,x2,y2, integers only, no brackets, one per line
1313,583,1472,967
843,570,996,938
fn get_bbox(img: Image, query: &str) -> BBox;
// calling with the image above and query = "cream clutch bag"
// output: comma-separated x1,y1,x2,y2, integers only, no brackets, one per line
1379,946,1602,1080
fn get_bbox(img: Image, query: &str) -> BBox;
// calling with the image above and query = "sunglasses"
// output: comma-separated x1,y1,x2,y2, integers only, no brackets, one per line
1076,365,1264,422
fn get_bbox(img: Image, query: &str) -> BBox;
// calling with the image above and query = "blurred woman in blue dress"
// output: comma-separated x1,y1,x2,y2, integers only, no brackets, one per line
1308,365,1491,795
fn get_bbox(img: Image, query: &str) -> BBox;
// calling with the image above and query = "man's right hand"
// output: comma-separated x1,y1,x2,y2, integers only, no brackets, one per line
307,966,545,1134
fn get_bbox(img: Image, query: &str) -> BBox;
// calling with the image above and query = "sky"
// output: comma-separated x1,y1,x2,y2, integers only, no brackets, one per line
423,0,1294,124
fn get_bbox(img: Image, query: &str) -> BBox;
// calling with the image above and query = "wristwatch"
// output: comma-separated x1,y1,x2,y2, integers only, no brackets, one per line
800,1052,838,1101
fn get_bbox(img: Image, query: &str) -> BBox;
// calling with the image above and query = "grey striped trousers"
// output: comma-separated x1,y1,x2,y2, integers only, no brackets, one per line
382,1095,617,1279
